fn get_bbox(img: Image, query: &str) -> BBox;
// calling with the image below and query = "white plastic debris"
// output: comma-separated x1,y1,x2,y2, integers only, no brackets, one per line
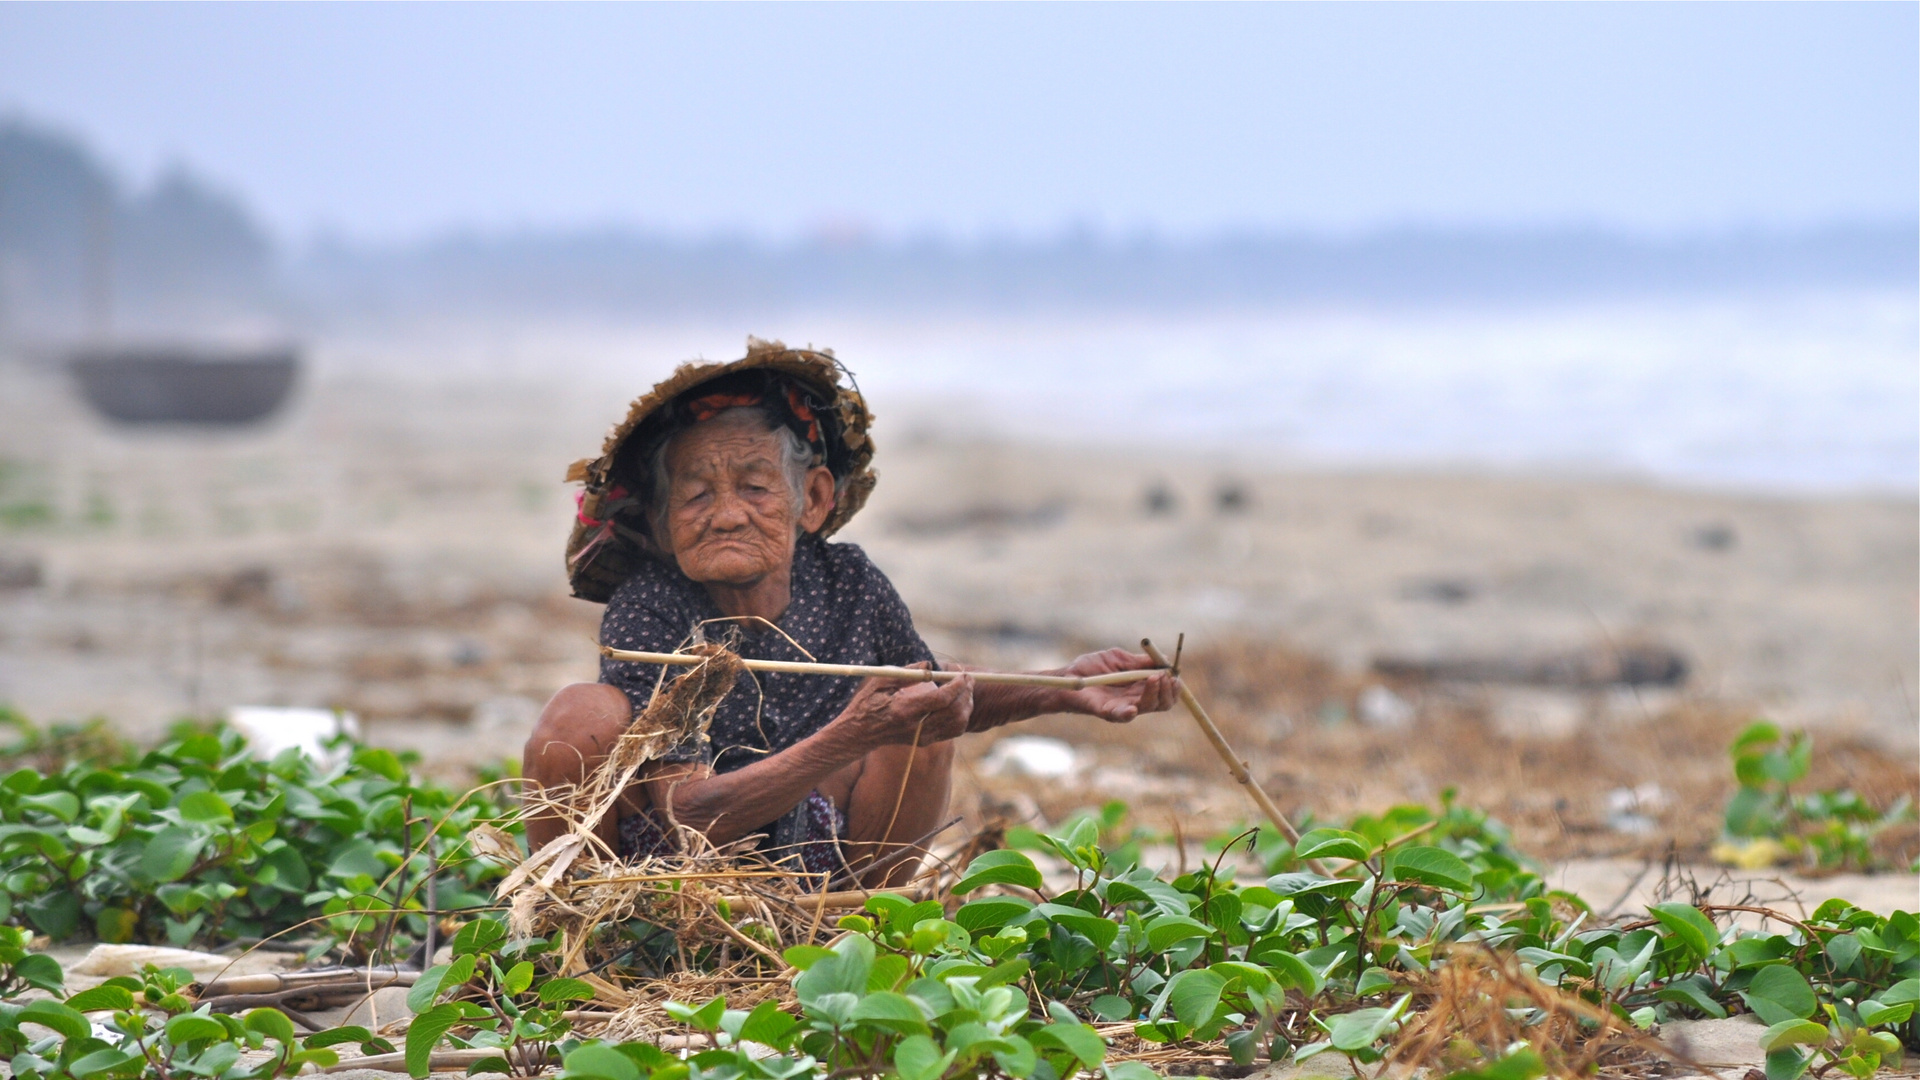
70,944,234,980
1606,783,1671,834
979,736,1081,779
227,706,361,763
1357,685,1416,730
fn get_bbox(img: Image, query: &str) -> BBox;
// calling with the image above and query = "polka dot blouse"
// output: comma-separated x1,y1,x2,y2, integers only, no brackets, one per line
597,536,936,844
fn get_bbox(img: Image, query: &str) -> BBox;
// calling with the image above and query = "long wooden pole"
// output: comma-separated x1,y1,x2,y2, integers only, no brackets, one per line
1140,638,1303,846
599,647,1163,690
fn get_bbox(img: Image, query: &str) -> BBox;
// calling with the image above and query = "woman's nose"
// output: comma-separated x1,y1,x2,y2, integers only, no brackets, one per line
709,490,751,528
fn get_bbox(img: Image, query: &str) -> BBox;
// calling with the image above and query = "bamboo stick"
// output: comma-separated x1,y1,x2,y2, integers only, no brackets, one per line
1140,638,1307,848
599,647,1163,689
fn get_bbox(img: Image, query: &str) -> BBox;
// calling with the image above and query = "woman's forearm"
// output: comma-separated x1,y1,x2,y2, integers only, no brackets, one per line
957,663,1070,731
647,721,868,844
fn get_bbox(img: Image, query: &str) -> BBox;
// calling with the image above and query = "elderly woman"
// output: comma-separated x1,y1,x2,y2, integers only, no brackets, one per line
524,341,1174,887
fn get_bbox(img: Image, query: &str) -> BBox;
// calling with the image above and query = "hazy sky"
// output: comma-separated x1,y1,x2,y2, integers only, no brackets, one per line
1,2,1913,244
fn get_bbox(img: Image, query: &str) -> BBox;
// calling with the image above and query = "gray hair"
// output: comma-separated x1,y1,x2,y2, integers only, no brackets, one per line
650,407,816,538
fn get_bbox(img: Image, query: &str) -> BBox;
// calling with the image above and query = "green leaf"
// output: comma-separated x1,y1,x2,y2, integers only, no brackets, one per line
1724,787,1776,837
140,825,205,882
1878,978,1918,1006
406,1003,465,1079
1760,1019,1830,1052
466,1057,512,1076
562,1043,641,1080
663,996,726,1032
793,935,873,1006
20,999,90,1040
450,918,507,958
954,896,1033,933
176,791,233,823
1857,1000,1914,1027
352,747,407,782
261,845,311,892
992,1032,1038,1078
537,978,596,1005
12,952,65,993
25,891,80,940
18,792,80,823
1648,903,1720,962
871,951,913,992
952,850,1044,895
243,1008,298,1044
407,964,454,1013
93,907,137,944
156,883,208,917
1105,1062,1160,1080
306,1026,378,1050
1655,975,1728,1019
780,944,832,969
1294,828,1372,863
736,1000,799,1048
978,957,1032,990
1444,1047,1546,1080
1823,933,1863,975
1165,968,1227,1028
1225,1029,1258,1066
1050,911,1120,953
895,1034,958,1080
1145,915,1214,952
1032,1020,1106,1067
1263,873,1363,918
66,985,137,1012
1355,967,1396,997
806,991,860,1027
1389,846,1473,892
1325,996,1409,1052
1730,721,1781,755
67,1048,139,1077
500,961,534,996
1764,1047,1810,1080
1262,950,1323,997
850,991,929,1034
164,1013,229,1044
1327,1006,1395,1051
1744,965,1818,1025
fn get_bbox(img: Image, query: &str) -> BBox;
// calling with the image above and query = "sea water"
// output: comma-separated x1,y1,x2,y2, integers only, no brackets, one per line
822,290,1919,495
315,287,1918,496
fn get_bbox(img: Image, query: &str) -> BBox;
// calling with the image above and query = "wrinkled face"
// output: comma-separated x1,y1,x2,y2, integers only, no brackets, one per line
659,412,835,587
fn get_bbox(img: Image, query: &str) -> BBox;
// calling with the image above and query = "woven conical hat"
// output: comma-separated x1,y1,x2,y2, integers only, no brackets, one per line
563,337,876,602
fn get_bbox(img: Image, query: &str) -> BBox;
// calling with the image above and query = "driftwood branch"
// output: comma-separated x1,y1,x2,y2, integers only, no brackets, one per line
197,966,419,999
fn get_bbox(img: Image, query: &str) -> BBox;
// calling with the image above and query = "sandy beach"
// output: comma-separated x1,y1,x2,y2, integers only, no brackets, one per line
1,358,1914,878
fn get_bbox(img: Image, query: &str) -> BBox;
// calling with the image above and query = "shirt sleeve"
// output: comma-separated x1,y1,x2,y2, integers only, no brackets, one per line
597,574,713,765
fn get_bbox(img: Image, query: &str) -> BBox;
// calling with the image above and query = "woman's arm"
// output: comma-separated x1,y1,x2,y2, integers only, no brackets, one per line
642,669,975,845
962,648,1178,731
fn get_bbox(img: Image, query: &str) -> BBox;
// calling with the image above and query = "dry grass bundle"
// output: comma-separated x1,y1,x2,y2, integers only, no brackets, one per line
486,644,890,1010
1384,946,1675,1080
499,643,743,913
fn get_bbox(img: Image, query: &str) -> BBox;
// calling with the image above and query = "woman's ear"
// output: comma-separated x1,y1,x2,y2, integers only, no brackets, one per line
799,466,837,533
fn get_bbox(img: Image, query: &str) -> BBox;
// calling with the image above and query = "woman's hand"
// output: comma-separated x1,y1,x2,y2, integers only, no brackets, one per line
836,665,975,748
1055,648,1178,723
